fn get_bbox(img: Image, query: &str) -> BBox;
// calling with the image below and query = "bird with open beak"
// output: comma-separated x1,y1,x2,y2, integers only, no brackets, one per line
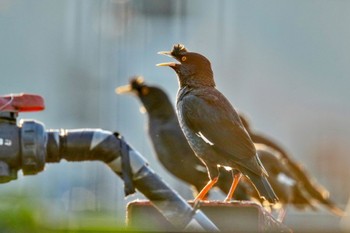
157,44,278,204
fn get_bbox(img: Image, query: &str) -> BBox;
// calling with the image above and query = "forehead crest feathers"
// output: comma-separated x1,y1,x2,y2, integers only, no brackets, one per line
130,76,145,90
171,44,188,56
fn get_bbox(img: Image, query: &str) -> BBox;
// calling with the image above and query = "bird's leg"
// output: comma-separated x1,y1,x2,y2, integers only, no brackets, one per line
194,177,219,201
224,173,242,202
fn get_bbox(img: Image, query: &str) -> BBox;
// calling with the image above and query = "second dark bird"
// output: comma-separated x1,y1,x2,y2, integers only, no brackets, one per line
116,77,249,200
253,145,318,221
157,44,278,204
240,114,345,216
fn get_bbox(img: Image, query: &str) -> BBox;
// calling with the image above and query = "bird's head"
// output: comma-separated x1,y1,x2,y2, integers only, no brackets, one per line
115,76,149,96
116,76,175,116
157,44,215,87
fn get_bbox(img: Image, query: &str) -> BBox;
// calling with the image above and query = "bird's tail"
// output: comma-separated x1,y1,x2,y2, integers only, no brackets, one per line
244,169,279,204
316,195,346,217
297,183,345,216
292,188,318,211
290,165,345,216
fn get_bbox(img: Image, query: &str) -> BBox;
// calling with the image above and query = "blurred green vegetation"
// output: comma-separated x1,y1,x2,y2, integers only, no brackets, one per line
0,194,43,233
0,192,135,233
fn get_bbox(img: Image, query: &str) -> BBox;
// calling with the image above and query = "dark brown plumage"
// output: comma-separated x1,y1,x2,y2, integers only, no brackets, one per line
240,114,345,217
249,145,318,221
158,44,278,204
116,77,249,200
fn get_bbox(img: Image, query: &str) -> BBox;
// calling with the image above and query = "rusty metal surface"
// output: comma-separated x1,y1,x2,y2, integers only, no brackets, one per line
127,200,293,232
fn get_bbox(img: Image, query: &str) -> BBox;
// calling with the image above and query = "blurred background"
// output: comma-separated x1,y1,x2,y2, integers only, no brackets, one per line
1,0,350,232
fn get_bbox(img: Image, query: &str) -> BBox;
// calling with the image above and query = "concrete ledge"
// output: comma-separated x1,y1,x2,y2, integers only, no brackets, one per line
126,200,292,232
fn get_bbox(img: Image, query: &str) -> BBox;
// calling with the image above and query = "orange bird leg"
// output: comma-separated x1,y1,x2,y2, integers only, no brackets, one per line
194,177,219,201
224,173,243,202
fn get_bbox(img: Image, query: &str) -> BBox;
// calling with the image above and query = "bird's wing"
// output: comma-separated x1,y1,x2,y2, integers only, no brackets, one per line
156,124,206,167
179,88,257,162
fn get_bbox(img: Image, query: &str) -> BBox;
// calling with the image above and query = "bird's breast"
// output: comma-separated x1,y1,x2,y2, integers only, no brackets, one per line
176,101,209,157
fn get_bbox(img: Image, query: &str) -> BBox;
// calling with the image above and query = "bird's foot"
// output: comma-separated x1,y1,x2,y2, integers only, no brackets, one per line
193,199,202,211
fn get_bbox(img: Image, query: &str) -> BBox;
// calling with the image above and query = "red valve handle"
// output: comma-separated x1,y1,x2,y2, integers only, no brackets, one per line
0,93,45,112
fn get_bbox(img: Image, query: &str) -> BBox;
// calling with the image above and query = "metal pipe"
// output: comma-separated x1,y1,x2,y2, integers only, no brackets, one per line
46,128,219,232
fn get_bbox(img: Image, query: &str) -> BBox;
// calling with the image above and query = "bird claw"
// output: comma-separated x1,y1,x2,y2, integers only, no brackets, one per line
193,199,201,211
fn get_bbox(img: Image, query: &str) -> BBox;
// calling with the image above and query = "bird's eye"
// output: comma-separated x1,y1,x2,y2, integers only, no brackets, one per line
181,56,187,62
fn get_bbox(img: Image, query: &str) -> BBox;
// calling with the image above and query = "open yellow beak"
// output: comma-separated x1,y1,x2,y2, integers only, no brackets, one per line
156,62,176,67
157,51,172,56
115,84,133,94
157,51,177,67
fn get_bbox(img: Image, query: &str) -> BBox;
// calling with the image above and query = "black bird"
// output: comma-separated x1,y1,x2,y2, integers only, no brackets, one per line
157,44,278,204
116,76,249,200
251,145,318,221
239,114,345,216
